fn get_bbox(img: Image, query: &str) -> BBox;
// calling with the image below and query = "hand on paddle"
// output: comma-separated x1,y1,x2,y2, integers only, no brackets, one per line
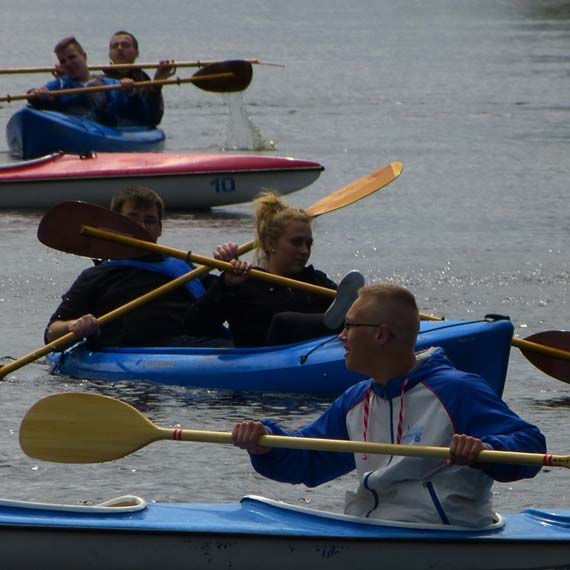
233,423,488,463
45,314,99,343
448,434,487,466
118,77,135,94
232,420,272,455
52,64,65,79
153,60,176,82
27,86,55,102
214,242,252,286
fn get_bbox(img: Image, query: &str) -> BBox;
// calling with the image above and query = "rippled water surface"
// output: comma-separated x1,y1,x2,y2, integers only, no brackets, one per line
0,0,568,526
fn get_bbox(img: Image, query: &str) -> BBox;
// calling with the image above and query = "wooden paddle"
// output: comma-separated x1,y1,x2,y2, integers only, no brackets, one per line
0,60,253,103
38,200,436,312
512,332,570,384
0,162,403,381
19,392,570,468
0,59,283,75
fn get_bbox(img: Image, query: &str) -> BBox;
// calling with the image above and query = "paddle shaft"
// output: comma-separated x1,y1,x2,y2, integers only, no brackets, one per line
0,59,282,75
0,72,234,103
81,225,444,323
166,428,569,469
512,337,570,363
82,226,337,299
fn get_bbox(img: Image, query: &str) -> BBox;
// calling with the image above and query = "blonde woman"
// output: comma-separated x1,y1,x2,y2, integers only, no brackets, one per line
191,191,340,347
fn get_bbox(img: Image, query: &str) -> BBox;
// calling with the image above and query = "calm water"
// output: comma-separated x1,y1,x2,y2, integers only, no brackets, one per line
0,0,568,528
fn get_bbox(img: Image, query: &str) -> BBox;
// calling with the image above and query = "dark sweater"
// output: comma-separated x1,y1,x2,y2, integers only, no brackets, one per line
188,265,337,347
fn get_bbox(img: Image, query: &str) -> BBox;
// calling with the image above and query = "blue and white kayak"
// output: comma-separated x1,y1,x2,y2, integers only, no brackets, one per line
0,494,567,570
48,318,514,397
6,107,165,159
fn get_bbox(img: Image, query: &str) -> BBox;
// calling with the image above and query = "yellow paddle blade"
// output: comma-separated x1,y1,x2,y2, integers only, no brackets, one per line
306,161,403,218
19,393,163,464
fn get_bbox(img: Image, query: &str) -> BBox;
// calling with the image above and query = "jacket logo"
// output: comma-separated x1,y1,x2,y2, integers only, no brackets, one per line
401,425,423,444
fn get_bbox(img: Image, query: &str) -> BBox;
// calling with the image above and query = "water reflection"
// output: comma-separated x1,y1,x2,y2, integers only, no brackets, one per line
72,379,331,426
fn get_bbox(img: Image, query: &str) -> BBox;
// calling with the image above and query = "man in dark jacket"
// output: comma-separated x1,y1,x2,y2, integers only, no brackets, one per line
45,185,231,347
104,31,175,126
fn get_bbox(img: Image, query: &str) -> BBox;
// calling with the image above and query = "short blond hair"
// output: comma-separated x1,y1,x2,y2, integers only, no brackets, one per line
357,284,420,347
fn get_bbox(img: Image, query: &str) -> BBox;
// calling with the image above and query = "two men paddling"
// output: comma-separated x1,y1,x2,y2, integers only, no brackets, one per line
27,35,168,127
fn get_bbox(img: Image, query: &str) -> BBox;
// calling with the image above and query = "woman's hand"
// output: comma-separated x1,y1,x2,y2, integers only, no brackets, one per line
214,242,252,286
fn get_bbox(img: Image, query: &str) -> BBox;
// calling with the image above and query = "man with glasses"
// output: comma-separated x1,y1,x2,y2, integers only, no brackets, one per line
45,185,232,347
232,283,546,527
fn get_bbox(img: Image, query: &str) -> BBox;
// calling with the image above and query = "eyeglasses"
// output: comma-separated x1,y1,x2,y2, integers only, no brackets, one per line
343,320,381,330
126,214,161,227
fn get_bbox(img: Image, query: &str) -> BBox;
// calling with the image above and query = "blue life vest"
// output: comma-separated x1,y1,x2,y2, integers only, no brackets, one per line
102,257,207,299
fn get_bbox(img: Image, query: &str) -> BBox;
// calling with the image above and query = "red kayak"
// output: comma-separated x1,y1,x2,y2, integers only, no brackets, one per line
0,151,324,209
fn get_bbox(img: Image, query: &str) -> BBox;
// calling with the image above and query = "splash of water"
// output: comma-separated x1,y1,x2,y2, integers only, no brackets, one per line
222,93,277,151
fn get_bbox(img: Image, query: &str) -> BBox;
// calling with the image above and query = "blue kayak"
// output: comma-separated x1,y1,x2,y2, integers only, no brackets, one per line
6,107,165,159
48,318,514,397
0,494,567,570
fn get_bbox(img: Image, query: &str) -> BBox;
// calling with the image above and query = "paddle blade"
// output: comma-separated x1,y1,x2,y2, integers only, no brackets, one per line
519,331,570,384
19,393,161,463
323,270,365,330
193,60,253,92
38,201,152,259
306,162,403,218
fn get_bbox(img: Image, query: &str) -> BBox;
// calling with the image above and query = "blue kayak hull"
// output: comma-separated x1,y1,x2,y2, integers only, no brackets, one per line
6,108,165,159
49,318,514,397
0,495,567,570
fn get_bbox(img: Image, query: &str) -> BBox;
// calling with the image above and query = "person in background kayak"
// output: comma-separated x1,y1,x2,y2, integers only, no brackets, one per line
104,30,175,126
26,36,150,127
188,191,342,347
232,283,547,528
44,185,232,348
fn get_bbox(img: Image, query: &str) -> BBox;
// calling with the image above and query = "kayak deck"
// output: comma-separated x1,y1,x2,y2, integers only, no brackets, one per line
0,151,324,181
0,494,567,540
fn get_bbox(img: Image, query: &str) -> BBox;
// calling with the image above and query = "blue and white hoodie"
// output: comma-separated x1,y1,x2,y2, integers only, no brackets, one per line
252,347,546,527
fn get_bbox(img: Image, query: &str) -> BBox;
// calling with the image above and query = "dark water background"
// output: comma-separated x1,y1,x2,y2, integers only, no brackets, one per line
0,0,568,521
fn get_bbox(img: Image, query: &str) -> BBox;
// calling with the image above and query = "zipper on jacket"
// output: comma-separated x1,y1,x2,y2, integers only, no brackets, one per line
423,481,450,525
363,472,379,518
387,398,395,465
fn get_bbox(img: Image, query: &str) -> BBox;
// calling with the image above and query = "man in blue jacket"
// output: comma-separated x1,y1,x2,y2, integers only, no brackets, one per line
232,283,546,527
